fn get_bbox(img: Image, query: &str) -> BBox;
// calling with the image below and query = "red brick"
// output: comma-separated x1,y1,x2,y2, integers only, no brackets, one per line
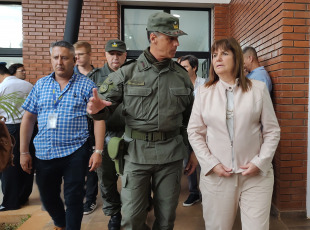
283,3,308,11
294,41,310,47
293,98,308,104
294,26,310,33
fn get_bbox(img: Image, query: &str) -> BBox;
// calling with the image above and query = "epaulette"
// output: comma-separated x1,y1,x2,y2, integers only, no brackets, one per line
86,67,100,78
174,61,188,72
121,59,136,67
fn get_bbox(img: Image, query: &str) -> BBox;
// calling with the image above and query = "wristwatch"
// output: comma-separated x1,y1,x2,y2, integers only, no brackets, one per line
94,149,103,155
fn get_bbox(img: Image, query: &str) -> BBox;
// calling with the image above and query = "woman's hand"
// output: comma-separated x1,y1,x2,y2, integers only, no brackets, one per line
240,162,260,176
212,164,232,177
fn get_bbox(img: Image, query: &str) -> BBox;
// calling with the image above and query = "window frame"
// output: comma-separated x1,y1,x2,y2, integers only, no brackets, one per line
0,1,22,57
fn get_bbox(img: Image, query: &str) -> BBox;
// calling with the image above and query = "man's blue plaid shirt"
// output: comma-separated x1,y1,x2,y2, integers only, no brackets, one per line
22,72,96,160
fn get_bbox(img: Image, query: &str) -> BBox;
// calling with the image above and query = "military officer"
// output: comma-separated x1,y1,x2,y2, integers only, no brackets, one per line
88,39,127,230
87,12,195,230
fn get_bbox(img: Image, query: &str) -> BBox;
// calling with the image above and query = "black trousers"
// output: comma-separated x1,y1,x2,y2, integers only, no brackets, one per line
84,169,98,205
1,123,36,210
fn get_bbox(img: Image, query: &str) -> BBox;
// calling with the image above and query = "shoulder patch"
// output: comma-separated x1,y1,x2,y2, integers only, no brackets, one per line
99,76,114,93
99,83,109,93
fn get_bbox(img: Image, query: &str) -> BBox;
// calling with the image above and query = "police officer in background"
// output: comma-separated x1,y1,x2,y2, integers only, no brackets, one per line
87,12,195,230
88,39,127,230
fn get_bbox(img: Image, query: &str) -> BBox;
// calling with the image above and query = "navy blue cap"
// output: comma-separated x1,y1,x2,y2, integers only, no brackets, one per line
0,62,7,66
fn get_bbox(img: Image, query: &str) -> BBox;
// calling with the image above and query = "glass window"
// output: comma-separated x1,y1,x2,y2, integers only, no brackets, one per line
0,4,22,48
124,8,162,50
0,3,22,61
171,10,210,52
122,7,211,79
0,57,23,68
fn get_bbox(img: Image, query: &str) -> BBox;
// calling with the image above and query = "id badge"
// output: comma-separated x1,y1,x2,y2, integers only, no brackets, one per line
48,113,58,129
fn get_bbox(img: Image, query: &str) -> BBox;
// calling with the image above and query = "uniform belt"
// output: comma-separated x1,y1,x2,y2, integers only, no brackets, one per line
125,126,179,142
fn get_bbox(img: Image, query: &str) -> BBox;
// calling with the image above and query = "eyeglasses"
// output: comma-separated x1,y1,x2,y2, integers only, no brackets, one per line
16,70,26,73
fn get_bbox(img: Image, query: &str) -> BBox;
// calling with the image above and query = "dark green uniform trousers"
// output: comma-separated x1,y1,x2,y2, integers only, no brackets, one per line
96,143,121,216
121,159,183,230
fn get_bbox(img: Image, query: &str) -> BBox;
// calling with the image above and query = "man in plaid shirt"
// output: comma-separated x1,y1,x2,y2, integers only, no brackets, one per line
20,40,105,230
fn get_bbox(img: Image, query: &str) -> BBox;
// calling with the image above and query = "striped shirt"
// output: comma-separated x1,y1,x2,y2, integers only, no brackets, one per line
22,72,96,160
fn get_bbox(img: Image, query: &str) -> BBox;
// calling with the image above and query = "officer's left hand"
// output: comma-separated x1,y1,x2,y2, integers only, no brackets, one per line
89,151,102,172
240,162,260,176
184,151,199,176
87,88,112,114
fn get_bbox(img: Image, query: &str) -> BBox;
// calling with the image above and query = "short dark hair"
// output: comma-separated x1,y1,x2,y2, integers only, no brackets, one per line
50,40,75,56
8,63,24,75
179,55,199,73
242,46,258,60
0,63,10,75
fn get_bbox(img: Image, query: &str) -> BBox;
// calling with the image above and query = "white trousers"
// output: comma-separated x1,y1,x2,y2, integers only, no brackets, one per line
200,169,274,230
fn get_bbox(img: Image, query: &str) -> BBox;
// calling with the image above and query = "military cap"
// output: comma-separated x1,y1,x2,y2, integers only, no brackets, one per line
105,39,126,53
147,12,187,37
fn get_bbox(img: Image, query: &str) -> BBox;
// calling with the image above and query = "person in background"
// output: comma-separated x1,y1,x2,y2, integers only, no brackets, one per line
20,40,105,230
87,12,195,230
0,62,34,212
88,39,127,230
73,41,99,215
188,37,280,230
179,55,205,96
178,55,205,207
8,63,26,80
243,46,272,93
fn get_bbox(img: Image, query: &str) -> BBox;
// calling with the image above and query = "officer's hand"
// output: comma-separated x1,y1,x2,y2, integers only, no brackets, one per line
240,162,260,176
89,151,102,172
87,88,112,114
184,151,199,176
20,153,32,174
212,163,232,177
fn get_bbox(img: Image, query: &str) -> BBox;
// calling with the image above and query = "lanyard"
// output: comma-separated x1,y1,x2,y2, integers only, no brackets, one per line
52,75,75,110
52,83,63,110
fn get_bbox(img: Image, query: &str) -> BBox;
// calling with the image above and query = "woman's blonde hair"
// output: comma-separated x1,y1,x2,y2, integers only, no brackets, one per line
206,37,251,92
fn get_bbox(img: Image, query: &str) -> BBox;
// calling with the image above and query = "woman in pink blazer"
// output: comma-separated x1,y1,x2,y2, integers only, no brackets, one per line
187,38,280,230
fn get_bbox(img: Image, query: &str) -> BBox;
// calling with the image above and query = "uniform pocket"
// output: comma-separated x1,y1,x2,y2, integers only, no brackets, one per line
170,87,191,115
124,86,152,120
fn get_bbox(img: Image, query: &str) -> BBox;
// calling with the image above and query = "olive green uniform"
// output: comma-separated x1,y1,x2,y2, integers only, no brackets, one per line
92,49,194,230
89,64,124,216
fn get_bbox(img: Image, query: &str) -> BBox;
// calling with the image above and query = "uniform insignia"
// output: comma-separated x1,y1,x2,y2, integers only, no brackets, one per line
99,83,109,93
127,80,145,86
173,21,179,29
112,42,118,48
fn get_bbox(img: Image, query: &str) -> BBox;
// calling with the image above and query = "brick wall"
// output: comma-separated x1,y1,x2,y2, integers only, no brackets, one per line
225,0,310,212
22,0,120,84
213,4,230,40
